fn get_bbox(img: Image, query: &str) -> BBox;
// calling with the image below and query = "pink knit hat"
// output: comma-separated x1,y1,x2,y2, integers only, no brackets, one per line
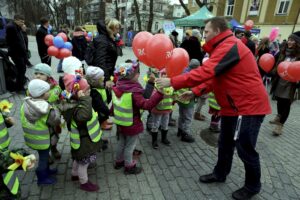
63,74,90,94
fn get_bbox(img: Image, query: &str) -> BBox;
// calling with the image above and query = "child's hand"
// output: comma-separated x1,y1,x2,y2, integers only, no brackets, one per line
105,80,114,89
77,90,85,98
156,86,164,94
5,117,15,125
148,73,155,83
179,91,195,101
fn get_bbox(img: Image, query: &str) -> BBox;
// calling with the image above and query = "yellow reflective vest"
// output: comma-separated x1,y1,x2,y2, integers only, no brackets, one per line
208,92,221,110
156,87,174,110
0,113,10,149
2,171,19,195
112,92,133,126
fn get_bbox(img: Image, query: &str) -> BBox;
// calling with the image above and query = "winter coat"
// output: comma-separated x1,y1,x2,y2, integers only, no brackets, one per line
180,36,204,63
5,22,27,58
93,20,118,82
36,25,49,58
171,29,271,116
71,34,87,61
60,96,99,160
112,80,163,136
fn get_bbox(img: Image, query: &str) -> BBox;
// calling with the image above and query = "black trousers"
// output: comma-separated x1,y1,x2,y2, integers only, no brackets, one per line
11,56,27,91
276,97,291,124
40,54,51,66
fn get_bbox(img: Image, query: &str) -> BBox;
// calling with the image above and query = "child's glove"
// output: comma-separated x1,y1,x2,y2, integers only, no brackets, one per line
5,117,15,126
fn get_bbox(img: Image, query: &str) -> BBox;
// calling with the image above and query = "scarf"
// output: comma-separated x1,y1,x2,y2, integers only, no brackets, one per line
116,79,144,93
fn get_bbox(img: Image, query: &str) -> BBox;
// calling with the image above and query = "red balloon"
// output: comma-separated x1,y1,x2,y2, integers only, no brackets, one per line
146,34,174,69
286,61,300,82
44,34,54,46
166,48,189,78
244,20,254,31
57,32,68,42
277,61,290,78
132,31,153,67
55,48,71,59
258,53,275,73
47,46,59,56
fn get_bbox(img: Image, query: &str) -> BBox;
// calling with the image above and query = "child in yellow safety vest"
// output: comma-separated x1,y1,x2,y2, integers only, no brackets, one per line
208,92,221,132
112,61,163,174
0,100,14,150
21,79,61,185
150,69,174,149
32,63,62,161
59,74,101,192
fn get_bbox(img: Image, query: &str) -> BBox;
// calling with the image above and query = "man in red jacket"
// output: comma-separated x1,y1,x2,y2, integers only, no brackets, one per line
156,17,271,200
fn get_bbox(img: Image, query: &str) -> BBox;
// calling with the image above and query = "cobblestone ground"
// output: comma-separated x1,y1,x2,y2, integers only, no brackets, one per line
0,37,299,200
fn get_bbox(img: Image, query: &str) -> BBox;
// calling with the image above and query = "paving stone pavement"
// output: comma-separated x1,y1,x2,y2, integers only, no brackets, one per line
1,37,300,200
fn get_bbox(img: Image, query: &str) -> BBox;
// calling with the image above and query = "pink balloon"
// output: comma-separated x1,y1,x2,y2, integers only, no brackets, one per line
166,48,189,78
44,34,54,46
286,61,300,82
57,32,68,42
47,46,59,56
146,34,174,70
132,31,153,67
56,48,71,59
258,53,275,73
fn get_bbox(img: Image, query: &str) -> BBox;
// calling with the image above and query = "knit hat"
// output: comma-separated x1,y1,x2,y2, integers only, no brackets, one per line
62,56,82,75
188,59,200,69
114,61,140,80
86,66,104,81
289,31,300,45
34,63,52,77
63,74,90,94
192,29,201,39
28,79,50,98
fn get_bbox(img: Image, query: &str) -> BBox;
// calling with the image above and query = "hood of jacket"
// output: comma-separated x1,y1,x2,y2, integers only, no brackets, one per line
23,97,50,124
96,20,109,36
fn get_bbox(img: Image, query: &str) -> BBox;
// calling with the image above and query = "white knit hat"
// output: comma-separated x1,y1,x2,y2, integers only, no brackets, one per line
85,66,104,81
28,79,50,98
62,56,82,75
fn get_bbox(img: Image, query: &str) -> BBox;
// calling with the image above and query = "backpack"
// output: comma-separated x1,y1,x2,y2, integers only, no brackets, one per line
84,41,95,65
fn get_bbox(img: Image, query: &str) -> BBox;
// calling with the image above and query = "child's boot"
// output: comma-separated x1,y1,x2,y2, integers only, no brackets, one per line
51,145,61,159
151,132,158,149
181,131,195,143
80,181,99,192
114,160,125,169
124,162,142,175
161,129,171,146
36,170,57,185
177,128,183,137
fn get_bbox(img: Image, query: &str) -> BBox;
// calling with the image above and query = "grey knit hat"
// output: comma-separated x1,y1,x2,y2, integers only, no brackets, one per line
188,59,200,69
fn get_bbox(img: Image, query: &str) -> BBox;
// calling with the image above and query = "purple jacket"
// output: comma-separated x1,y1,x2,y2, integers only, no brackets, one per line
112,80,163,136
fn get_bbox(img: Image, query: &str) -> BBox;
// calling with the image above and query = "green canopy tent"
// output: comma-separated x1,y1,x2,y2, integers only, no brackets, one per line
174,6,215,27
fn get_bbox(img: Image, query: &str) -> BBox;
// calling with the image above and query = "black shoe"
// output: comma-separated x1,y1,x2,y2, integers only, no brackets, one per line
161,130,171,146
199,173,226,183
177,128,183,137
124,166,142,175
232,187,258,200
114,161,125,169
152,141,158,149
181,133,195,143
152,132,159,149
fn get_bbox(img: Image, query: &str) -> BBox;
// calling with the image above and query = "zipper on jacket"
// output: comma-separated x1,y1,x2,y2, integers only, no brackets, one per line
226,94,238,113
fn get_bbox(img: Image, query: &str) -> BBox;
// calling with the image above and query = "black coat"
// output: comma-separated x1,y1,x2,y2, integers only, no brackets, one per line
36,25,48,58
5,22,27,58
72,35,87,61
180,36,204,64
93,20,118,82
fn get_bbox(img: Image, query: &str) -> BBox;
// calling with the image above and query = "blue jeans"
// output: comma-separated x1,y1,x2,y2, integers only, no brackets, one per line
37,149,50,172
213,115,264,193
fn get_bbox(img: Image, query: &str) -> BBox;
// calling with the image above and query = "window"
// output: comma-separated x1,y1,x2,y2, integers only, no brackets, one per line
225,0,235,16
155,22,159,31
277,0,290,15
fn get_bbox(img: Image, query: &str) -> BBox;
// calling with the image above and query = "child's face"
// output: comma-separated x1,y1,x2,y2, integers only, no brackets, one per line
42,91,50,100
34,72,48,82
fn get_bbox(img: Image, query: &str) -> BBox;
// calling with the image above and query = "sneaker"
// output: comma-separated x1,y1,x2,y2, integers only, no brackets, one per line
80,181,99,192
232,187,258,200
199,173,226,183
124,165,143,175
114,161,125,169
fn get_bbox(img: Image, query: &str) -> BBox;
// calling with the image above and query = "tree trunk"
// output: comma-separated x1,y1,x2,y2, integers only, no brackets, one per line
114,0,120,20
179,0,190,16
195,0,204,8
147,0,153,32
99,0,106,20
133,0,141,31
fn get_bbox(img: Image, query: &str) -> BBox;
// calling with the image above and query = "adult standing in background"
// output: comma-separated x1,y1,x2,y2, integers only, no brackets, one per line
21,24,33,67
156,17,271,200
6,14,28,92
93,18,121,103
71,26,87,61
36,17,51,65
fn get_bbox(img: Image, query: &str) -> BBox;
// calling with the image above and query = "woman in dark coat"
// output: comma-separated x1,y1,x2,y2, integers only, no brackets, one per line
270,31,300,136
71,26,87,61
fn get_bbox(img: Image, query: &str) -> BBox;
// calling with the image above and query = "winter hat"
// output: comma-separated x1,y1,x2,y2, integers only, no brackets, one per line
192,29,201,39
62,56,82,75
86,66,104,81
28,79,50,98
114,61,140,80
34,63,52,77
289,31,300,45
63,74,90,94
188,59,200,69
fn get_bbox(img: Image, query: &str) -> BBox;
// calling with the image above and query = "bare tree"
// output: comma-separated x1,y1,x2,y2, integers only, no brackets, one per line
133,0,142,31
179,0,190,16
99,0,106,20
195,0,204,8
114,0,120,20
147,0,154,32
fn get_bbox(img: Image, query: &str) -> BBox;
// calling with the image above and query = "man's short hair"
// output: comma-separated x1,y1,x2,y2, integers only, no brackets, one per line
40,17,49,25
204,17,229,32
14,14,25,21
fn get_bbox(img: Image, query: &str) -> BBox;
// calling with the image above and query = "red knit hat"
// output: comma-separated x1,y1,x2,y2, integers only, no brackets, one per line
63,74,90,94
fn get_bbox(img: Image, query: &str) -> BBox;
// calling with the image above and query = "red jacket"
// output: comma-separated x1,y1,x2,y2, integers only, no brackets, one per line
171,30,271,116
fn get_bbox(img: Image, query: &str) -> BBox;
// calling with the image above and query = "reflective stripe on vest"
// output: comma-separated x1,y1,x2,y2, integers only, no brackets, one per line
112,92,133,126
48,85,62,103
156,87,174,110
175,88,190,104
96,88,107,104
0,114,10,149
208,92,221,110
2,171,19,195
70,110,102,149
20,105,50,150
